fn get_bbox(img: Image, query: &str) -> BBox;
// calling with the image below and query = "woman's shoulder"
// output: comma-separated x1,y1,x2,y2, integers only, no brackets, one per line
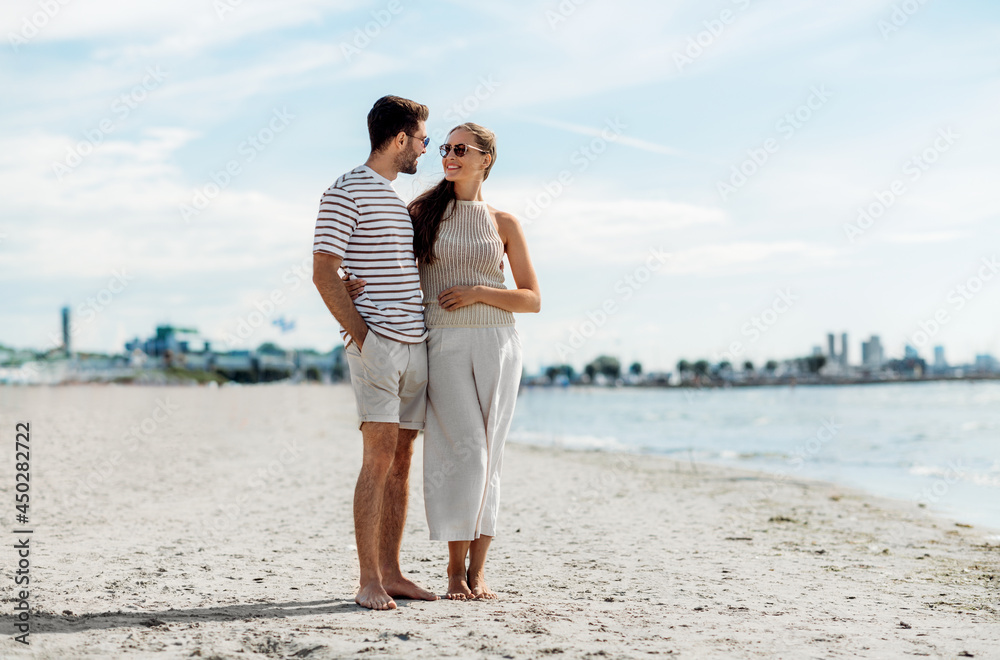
487,205,522,232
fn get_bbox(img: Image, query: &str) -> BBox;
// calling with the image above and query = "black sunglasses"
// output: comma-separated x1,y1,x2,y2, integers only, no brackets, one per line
407,134,430,148
439,143,487,158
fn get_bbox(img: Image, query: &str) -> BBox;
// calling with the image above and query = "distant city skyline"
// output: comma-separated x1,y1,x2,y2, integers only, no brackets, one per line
5,309,994,376
2,1,999,374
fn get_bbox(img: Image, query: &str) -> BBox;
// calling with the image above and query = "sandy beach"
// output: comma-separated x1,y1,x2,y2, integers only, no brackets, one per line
1,384,998,659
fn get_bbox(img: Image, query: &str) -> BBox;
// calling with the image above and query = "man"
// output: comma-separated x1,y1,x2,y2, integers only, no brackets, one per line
312,95,437,610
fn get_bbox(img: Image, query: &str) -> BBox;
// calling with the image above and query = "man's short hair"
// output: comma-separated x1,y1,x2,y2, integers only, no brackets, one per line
367,95,429,153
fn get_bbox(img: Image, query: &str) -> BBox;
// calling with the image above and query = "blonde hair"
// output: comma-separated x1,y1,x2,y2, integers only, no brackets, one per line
451,122,496,179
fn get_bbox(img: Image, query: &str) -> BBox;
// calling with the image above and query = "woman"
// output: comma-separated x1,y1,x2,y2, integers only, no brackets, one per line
349,122,540,600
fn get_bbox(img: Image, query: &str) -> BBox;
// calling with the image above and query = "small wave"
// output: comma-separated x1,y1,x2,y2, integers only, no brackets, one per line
508,430,623,451
909,464,1000,488
664,448,789,461
961,421,987,431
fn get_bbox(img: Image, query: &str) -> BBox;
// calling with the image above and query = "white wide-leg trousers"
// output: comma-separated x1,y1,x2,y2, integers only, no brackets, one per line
423,326,522,541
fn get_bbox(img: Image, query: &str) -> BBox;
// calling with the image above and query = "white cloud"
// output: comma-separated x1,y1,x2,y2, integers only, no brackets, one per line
0,128,311,282
664,240,839,275
3,1,361,53
879,231,966,245
671,0,896,74
486,187,727,264
515,115,685,156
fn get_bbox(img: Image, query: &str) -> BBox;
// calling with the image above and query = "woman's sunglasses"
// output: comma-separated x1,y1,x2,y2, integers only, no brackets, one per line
439,143,487,158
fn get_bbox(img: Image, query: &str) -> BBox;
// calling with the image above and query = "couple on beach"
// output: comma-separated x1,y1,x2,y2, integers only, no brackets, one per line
311,96,541,610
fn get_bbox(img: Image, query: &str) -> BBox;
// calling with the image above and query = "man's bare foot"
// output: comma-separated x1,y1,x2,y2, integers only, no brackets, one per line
382,574,439,601
467,569,498,600
447,572,472,600
356,581,397,610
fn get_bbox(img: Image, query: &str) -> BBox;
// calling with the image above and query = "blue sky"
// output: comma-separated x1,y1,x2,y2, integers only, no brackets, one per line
2,0,999,373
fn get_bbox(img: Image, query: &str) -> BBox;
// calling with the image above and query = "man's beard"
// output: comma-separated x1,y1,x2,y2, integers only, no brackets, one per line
395,149,418,175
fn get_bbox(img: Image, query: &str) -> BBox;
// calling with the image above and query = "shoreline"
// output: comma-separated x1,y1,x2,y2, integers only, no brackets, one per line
507,434,1000,540
1,384,998,658
5,364,1000,388
511,380,1000,535
526,372,1000,389
510,438,1000,539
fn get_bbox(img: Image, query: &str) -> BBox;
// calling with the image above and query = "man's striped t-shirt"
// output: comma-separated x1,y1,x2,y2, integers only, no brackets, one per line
313,165,426,345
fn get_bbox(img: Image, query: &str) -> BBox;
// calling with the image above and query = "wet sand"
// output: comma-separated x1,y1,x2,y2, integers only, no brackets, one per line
1,384,998,658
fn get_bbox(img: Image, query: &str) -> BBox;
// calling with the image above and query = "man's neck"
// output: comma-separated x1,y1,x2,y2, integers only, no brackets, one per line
364,153,398,181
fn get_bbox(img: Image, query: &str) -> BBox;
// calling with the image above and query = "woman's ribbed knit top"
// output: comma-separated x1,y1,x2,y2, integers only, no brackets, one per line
420,200,515,328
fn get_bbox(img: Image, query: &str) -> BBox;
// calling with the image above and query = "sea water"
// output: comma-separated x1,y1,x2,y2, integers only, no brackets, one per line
510,381,1000,531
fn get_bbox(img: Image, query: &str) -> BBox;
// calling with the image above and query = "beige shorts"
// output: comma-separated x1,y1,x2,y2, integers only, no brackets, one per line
344,330,427,430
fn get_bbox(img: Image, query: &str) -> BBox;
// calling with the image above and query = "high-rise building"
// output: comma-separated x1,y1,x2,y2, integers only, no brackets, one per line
933,346,947,370
827,333,836,360
61,306,71,357
861,335,883,368
904,345,919,360
975,354,998,373
840,333,848,367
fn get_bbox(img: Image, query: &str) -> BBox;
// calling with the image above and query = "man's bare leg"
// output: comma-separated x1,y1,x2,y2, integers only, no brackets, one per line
446,541,473,600
467,535,497,599
354,422,398,610
379,428,438,601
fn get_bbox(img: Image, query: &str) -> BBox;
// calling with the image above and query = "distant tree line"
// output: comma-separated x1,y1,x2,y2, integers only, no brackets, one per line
676,355,826,377
543,355,643,384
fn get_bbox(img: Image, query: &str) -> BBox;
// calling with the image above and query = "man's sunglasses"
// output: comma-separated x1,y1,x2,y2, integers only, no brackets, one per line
439,143,487,158
407,134,430,148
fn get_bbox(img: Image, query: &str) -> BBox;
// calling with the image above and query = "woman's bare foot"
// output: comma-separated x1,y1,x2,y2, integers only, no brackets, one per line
355,580,397,610
447,572,472,600
467,569,498,600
